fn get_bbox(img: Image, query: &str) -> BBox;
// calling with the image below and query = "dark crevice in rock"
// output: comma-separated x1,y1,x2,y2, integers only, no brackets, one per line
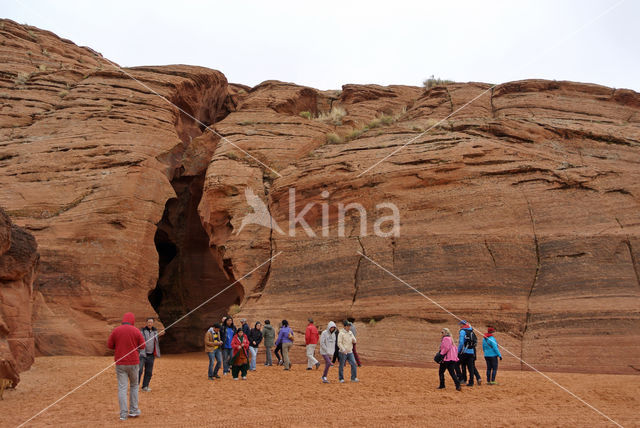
521,197,540,368
484,239,497,268
251,182,276,299
616,218,640,290
352,236,365,306
149,172,243,353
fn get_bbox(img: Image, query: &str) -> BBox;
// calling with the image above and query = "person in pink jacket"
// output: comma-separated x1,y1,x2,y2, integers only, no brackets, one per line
438,328,461,391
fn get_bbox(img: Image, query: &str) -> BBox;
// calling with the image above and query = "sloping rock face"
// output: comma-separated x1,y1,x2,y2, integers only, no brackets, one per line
1,20,639,373
201,82,640,374
0,208,39,387
0,20,233,354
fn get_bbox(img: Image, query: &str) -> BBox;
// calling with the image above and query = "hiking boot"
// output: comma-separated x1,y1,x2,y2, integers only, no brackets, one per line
128,410,141,418
466,383,474,387
437,386,445,389
241,376,247,380
233,377,239,381
477,379,482,385
351,378,359,383
339,379,345,383
322,377,329,384
456,385,461,391
306,367,312,371
141,387,151,392
208,376,214,380
315,362,321,370
120,414,128,421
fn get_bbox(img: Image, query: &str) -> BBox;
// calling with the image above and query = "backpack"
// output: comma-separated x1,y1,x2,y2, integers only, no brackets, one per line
463,329,477,350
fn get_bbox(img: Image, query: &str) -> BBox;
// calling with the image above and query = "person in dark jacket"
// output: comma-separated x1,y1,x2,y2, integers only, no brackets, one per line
220,316,236,375
248,322,263,371
138,317,164,392
331,327,340,364
230,329,250,380
274,322,283,365
457,320,478,386
347,317,362,367
240,318,251,336
107,312,145,421
262,320,276,366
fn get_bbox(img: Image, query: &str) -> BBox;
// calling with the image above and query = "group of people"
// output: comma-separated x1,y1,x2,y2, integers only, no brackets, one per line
203,316,362,384
437,320,503,391
107,311,503,421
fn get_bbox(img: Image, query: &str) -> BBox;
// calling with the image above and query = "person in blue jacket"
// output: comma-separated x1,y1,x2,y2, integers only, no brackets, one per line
457,320,477,386
221,316,236,375
482,327,502,384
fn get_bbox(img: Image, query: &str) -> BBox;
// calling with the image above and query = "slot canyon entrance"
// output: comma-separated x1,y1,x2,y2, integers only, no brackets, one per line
148,171,243,353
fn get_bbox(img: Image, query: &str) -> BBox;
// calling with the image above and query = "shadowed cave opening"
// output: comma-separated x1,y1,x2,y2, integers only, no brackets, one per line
149,171,243,353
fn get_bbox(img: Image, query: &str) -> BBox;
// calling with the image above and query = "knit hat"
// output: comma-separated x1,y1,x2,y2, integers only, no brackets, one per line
342,320,351,326
308,318,314,323
487,327,496,334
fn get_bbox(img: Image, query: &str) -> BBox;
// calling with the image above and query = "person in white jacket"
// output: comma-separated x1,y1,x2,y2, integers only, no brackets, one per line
319,321,337,383
337,320,358,383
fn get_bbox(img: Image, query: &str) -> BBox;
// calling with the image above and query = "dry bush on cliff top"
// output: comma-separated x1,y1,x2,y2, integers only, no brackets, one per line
317,106,346,126
423,75,454,88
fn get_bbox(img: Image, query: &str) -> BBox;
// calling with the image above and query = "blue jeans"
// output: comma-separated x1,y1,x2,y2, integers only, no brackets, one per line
249,346,258,370
208,349,222,378
222,348,232,373
338,352,357,381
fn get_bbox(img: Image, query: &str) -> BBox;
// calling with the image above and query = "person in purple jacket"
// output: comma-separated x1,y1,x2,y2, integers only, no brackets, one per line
274,319,294,370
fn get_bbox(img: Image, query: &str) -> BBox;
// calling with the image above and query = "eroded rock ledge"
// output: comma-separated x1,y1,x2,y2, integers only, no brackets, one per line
1,19,639,373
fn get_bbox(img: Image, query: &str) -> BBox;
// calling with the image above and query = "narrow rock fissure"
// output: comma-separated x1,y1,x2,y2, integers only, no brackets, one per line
521,199,540,368
616,218,640,290
252,184,275,298
352,236,365,306
485,239,497,268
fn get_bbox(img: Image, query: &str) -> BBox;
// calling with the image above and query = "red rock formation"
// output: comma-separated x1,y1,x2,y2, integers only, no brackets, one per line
0,208,39,387
0,19,233,354
1,19,639,373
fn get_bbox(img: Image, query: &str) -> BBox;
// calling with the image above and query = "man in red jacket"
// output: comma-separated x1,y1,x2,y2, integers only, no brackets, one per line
107,312,145,421
305,318,320,370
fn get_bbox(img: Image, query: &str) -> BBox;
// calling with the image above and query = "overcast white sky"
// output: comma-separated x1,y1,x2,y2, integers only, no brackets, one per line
4,0,639,90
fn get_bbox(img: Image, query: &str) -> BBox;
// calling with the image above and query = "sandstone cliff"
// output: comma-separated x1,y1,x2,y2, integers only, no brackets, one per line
1,20,639,373
0,208,39,386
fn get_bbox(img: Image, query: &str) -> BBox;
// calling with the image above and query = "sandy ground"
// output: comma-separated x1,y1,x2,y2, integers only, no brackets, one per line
1,353,638,428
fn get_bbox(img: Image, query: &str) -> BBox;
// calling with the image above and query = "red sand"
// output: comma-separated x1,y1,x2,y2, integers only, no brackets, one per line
2,353,638,427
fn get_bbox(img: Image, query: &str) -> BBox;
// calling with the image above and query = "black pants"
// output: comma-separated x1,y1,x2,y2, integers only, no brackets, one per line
274,343,282,362
439,361,460,388
138,353,155,388
231,363,249,379
485,356,499,382
458,353,476,385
